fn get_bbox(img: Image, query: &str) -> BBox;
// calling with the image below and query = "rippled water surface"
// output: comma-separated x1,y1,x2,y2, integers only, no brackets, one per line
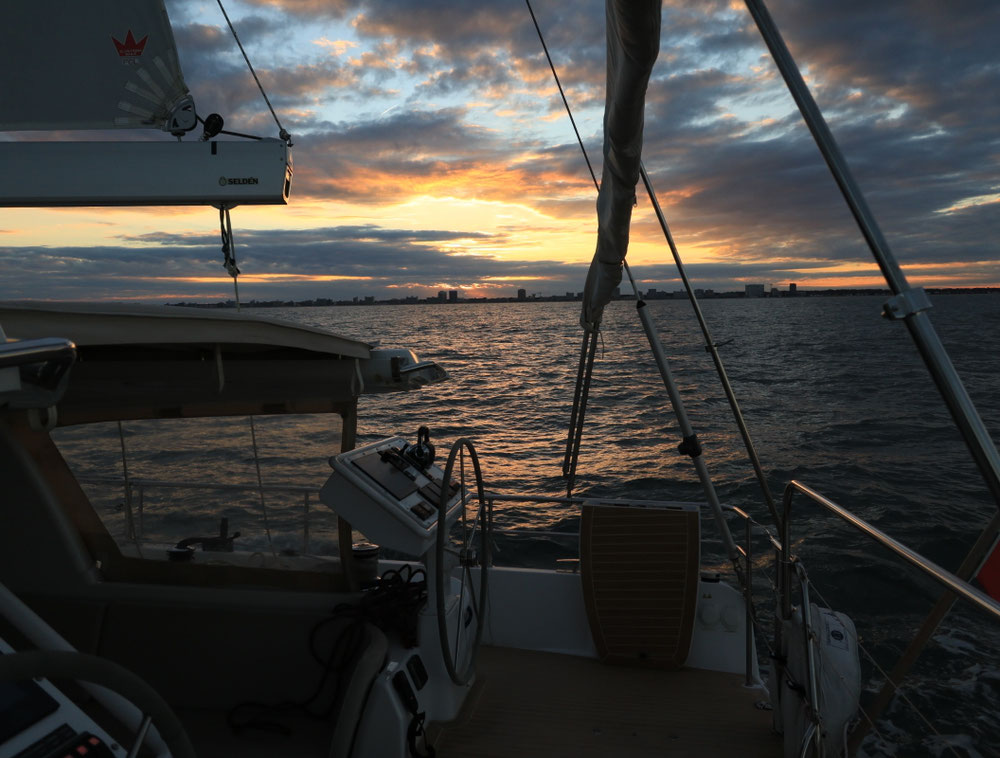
55,293,1000,756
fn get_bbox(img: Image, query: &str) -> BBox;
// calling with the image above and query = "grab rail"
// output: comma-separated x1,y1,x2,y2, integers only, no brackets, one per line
0,336,76,411
0,336,76,370
781,480,1000,623
780,480,1000,755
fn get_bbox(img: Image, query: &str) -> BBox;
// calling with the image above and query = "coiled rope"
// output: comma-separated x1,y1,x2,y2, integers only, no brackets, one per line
218,206,241,309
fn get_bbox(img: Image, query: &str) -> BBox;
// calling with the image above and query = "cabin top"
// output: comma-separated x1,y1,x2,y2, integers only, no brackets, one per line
0,302,370,359
0,302,379,426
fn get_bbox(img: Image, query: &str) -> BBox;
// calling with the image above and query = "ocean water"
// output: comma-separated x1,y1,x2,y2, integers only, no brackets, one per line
54,293,1000,756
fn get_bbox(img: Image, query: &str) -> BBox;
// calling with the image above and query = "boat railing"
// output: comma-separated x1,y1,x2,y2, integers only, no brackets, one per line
778,479,1000,754
0,336,76,369
78,475,767,683
82,475,760,561
779,479,1000,624
77,476,590,555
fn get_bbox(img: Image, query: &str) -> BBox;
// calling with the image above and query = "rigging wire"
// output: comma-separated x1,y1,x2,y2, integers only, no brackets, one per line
526,0,778,526
525,0,636,495
216,0,291,144
528,6,979,752
639,165,780,527
525,0,599,193
523,0,638,287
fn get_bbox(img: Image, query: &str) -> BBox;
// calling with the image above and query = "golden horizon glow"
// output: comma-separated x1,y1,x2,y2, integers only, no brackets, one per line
1,2,996,304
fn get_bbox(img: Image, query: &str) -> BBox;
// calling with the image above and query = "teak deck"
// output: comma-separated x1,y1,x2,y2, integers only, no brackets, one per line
432,646,780,758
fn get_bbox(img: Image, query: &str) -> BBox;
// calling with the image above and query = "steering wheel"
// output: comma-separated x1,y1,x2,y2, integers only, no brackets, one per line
434,438,491,686
0,649,195,758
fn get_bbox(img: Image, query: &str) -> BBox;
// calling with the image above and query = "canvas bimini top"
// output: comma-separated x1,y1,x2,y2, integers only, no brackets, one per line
0,303,445,426
0,302,371,359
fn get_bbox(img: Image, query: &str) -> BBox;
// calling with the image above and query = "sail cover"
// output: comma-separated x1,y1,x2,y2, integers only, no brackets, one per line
580,0,661,331
0,0,193,132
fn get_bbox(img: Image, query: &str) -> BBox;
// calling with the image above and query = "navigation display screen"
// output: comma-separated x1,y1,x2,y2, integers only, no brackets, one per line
0,678,60,744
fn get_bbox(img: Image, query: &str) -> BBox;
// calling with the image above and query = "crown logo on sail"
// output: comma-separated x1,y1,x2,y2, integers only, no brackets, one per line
112,30,148,58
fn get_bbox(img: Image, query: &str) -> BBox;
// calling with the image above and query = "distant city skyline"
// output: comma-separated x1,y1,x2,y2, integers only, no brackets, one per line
170,284,998,312
2,1,998,302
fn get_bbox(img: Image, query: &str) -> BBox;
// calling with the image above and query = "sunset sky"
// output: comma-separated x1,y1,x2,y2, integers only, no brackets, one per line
1,0,998,302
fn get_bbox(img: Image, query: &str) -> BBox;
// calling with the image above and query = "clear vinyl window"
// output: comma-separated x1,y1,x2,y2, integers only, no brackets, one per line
51,414,345,571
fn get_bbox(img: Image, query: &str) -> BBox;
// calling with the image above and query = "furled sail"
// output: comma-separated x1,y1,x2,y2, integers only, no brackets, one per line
580,0,661,331
0,0,194,133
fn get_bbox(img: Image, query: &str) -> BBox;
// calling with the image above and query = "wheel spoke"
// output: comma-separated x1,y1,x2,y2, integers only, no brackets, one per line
454,564,468,664
466,501,482,546
435,437,491,686
466,569,480,622
454,566,469,668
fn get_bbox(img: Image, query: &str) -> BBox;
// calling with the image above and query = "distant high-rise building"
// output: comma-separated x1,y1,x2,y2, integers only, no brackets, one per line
789,283,798,294
437,290,447,302
517,288,527,301
745,284,765,298
448,290,458,302
363,295,375,304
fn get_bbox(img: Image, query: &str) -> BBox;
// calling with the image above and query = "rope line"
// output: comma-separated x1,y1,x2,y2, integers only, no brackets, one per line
562,329,599,496
216,0,291,144
116,421,143,557
249,416,279,562
219,206,241,309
